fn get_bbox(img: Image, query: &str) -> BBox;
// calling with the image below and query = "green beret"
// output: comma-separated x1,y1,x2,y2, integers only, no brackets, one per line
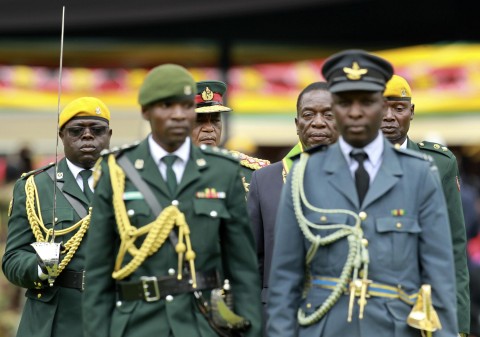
138,64,197,106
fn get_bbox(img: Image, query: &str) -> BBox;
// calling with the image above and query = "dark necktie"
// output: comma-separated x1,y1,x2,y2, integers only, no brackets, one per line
79,170,94,202
350,151,370,205
162,155,178,195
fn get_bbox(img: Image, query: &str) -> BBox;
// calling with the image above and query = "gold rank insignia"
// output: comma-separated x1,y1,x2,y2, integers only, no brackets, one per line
401,88,407,97
95,106,101,115
196,188,226,199
134,159,144,169
201,87,214,101
343,62,368,80
56,172,63,179
196,158,206,167
184,85,192,95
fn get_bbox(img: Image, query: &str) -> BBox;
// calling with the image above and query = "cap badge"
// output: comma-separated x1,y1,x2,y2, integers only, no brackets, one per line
401,88,407,97
196,158,206,167
184,85,192,95
201,87,214,101
56,172,63,179
343,62,368,80
95,107,101,115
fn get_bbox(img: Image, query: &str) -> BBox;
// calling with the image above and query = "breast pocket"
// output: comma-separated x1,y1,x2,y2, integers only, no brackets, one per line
41,207,74,231
123,200,152,228
303,212,350,272
191,199,231,253
375,217,421,270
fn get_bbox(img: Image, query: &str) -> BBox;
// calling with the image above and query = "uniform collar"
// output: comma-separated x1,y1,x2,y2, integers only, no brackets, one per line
148,134,190,165
65,158,92,179
339,131,384,169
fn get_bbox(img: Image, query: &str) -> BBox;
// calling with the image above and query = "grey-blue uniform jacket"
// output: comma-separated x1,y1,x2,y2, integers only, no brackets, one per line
267,139,458,337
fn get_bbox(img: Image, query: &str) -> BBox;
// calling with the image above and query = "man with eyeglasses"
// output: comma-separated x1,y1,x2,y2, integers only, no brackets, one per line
2,96,112,337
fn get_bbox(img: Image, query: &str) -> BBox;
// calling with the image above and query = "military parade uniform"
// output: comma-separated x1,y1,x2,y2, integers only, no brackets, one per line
267,50,458,337
82,139,262,337
409,138,470,334
230,151,270,193
2,159,91,337
83,65,261,337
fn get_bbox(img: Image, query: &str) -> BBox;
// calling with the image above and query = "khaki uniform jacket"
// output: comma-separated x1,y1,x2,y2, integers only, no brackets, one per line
408,138,470,333
2,158,90,337
82,138,262,337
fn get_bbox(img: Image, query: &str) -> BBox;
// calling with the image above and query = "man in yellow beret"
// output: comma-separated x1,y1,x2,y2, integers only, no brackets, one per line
382,74,470,337
2,96,112,337
192,80,269,193
82,64,261,337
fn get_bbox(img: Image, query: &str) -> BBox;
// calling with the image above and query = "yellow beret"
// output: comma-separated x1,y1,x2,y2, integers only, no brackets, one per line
59,97,110,129
384,74,412,101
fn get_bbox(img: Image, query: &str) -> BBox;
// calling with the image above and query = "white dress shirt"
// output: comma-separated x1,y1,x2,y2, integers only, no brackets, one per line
66,159,94,192
148,135,190,184
339,131,384,184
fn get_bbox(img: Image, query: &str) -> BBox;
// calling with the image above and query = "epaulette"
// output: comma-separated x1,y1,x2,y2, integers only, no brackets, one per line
417,140,454,159
199,145,239,163
393,144,433,162
100,140,141,158
20,162,55,180
291,144,328,161
229,150,270,170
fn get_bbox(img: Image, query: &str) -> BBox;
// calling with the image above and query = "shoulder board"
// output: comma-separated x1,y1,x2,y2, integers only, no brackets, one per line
417,140,454,158
394,144,433,162
291,144,328,161
20,162,55,180
229,150,270,170
100,141,141,158
198,145,239,163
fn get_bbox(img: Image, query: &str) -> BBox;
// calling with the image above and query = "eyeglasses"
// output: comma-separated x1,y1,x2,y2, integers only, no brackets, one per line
64,126,109,138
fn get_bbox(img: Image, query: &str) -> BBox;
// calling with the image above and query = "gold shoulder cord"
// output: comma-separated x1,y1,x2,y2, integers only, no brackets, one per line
25,175,91,274
291,153,367,326
108,155,197,287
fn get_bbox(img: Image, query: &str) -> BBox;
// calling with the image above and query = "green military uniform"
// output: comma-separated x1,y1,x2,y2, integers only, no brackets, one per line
408,138,470,333
2,158,91,337
82,139,262,337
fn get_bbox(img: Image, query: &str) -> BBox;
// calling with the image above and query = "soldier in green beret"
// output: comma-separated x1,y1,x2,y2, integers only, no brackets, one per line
192,80,269,193
382,74,470,337
82,64,261,337
2,97,112,337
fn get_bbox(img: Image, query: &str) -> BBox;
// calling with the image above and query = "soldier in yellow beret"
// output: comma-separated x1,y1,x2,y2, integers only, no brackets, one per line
82,65,262,337
2,97,112,337
382,74,470,337
192,80,270,193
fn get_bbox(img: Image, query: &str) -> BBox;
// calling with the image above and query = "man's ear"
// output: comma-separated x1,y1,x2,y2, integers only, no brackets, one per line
410,103,415,120
295,117,299,135
141,106,149,121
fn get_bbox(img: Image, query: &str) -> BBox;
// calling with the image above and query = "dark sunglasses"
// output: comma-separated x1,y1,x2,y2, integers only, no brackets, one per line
64,126,109,138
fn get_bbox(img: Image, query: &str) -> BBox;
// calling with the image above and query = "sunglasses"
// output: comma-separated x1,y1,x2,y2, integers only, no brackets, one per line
64,126,109,138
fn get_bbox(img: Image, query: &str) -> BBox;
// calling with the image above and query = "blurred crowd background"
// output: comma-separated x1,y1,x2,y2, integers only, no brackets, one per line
2,0,480,336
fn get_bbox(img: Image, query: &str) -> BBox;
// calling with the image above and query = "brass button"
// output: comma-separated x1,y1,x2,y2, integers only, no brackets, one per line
433,144,440,149
37,293,42,299
396,222,402,228
127,209,135,217
171,200,179,206
166,295,174,302
210,210,218,218
116,301,122,307
306,303,312,309
320,215,327,222
361,238,369,247
168,268,175,276
359,212,367,221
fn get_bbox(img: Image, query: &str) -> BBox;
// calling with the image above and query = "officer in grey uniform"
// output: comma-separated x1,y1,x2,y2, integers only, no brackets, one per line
266,50,458,337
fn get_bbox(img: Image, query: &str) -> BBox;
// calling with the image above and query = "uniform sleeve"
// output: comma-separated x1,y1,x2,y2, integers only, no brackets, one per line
220,165,262,337
82,161,117,337
247,170,265,288
442,156,470,334
2,179,43,288
266,165,305,336
418,162,459,336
